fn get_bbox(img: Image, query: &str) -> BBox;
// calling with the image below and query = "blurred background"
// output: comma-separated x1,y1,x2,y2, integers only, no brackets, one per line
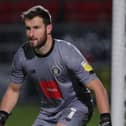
0,0,112,125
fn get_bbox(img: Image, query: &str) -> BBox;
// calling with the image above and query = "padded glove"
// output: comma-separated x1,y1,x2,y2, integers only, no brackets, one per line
99,113,112,126
0,111,9,126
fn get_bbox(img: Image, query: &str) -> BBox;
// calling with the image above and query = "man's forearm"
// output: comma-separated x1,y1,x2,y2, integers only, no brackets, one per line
0,85,20,113
94,82,112,126
0,83,21,126
95,87,110,113
85,79,112,126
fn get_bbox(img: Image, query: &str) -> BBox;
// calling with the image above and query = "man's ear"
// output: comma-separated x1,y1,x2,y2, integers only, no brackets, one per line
47,24,53,34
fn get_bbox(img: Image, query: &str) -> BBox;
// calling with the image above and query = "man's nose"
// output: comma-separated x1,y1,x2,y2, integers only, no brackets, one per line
29,29,34,37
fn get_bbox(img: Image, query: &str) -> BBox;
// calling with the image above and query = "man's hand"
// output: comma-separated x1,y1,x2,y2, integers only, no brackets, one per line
99,113,112,126
0,111,10,126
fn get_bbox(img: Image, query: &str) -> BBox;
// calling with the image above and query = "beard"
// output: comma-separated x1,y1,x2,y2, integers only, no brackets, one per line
28,33,47,49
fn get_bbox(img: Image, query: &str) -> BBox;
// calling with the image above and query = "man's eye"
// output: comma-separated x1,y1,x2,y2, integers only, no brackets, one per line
25,27,30,30
34,26,39,29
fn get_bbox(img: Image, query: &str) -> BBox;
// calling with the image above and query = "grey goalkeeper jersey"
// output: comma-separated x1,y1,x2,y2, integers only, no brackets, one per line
10,39,98,114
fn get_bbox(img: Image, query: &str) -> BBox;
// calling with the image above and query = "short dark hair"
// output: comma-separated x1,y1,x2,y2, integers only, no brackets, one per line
21,5,52,25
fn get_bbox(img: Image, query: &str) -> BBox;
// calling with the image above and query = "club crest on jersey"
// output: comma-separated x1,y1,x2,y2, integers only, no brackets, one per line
81,61,93,72
51,66,61,76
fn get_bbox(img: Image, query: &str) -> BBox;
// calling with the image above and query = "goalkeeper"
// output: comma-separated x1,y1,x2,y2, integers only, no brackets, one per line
0,5,111,126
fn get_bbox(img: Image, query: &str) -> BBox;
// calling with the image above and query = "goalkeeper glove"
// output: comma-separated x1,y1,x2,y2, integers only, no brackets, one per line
0,111,10,126
99,113,112,126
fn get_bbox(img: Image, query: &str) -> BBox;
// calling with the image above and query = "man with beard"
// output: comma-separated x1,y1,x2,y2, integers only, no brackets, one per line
0,5,112,126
